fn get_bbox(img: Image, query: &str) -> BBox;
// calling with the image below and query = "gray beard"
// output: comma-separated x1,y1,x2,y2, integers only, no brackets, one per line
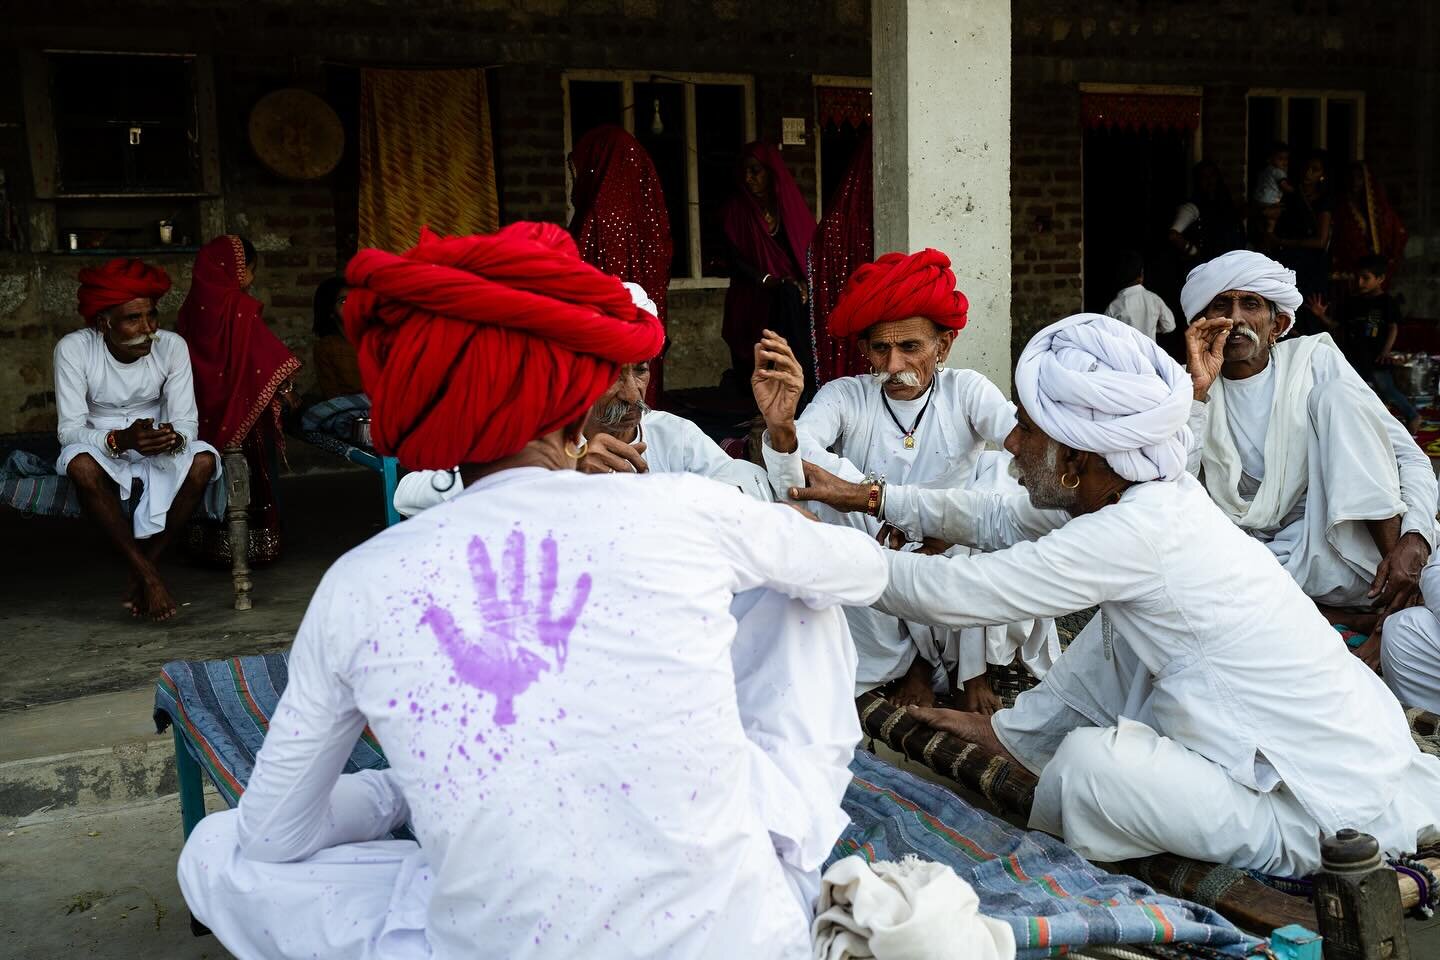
1020,443,1079,511
595,398,647,428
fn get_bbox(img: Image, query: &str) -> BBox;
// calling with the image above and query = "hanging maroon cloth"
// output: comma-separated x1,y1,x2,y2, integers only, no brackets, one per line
568,125,672,405
178,235,301,564
721,142,817,385
178,236,302,449
811,131,873,385
1333,162,1409,286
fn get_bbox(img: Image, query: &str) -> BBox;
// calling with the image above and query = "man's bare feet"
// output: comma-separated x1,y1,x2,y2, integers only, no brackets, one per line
890,657,936,708
961,671,1003,715
139,577,179,622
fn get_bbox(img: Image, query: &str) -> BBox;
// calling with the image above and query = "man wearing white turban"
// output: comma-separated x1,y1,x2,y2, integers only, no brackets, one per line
792,314,1440,874
1180,251,1436,663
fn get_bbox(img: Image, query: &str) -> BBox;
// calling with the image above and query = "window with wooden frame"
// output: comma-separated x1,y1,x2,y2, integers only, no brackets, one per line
1246,89,1364,190
21,50,222,254
562,70,755,287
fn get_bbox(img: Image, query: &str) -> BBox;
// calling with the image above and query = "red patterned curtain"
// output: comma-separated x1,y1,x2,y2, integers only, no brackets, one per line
817,86,872,128
1081,93,1200,133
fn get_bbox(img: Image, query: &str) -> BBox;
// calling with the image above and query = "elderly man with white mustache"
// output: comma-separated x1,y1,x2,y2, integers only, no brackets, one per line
55,258,222,621
754,249,1058,713
1180,251,1437,668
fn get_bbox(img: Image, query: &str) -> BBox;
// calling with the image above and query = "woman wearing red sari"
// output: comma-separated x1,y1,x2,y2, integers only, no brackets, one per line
568,124,672,405
1333,162,1409,292
178,235,301,563
810,131,873,386
722,142,817,396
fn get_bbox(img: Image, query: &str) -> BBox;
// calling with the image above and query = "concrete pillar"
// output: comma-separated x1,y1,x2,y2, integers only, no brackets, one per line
872,0,1013,393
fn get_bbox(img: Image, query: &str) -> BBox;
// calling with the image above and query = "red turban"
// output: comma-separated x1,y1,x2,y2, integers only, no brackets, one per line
344,223,665,470
825,248,969,339
76,258,172,323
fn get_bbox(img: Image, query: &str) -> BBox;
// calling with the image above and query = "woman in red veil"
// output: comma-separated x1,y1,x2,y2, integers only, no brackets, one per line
568,125,672,405
1332,162,1409,292
178,235,301,563
721,142,817,397
810,131,873,385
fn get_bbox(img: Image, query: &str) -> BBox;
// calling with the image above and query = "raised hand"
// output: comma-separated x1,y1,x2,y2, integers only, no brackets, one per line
421,529,592,726
752,330,805,452
1305,292,1329,320
580,435,649,474
1184,317,1232,402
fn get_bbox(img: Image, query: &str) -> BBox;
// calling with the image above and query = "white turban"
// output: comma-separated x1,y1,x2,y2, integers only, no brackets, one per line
1179,250,1304,333
622,281,659,320
1015,313,1193,483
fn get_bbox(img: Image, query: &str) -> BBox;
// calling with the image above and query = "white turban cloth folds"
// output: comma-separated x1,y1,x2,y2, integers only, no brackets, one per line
1179,250,1304,333
1015,313,1193,483
622,281,659,320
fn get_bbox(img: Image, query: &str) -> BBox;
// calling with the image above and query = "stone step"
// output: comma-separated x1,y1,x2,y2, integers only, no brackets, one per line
0,686,197,823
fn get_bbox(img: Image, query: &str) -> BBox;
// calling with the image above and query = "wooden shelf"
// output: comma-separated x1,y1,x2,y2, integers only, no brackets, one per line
52,246,200,256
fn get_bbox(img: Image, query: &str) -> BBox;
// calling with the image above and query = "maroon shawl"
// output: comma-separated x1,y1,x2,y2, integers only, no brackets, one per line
811,131,874,384
177,236,301,449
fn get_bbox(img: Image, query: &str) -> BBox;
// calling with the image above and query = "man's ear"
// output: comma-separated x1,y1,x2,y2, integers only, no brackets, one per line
1063,445,1089,477
936,329,958,364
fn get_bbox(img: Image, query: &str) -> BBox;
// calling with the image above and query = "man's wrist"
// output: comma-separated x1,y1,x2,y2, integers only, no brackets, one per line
768,423,798,453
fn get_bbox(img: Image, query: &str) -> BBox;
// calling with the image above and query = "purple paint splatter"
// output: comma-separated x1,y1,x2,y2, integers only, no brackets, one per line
421,528,591,726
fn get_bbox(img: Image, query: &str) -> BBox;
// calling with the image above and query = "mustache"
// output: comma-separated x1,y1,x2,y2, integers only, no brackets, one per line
871,370,925,388
595,397,647,427
116,332,159,347
1229,326,1260,346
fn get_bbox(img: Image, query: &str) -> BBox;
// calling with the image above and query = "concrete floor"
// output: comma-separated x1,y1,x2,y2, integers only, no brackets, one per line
2,794,234,960
0,459,381,711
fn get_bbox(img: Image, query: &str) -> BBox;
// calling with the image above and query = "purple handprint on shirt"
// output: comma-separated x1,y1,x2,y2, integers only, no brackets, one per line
421,527,591,725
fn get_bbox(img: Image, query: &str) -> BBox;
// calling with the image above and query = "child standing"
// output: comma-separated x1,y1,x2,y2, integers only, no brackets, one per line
1104,249,1175,341
1308,253,1421,432
1252,142,1294,243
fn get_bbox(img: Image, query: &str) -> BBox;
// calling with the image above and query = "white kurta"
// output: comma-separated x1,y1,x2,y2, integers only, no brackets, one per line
1188,335,1438,606
53,328,222,538
1103,284,1176,341
177,469,886,960
392,410,771,518
762,369,1059,691
879,474,1440,875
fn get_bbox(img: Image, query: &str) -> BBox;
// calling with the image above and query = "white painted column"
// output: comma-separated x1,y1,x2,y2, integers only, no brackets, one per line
872,0,1013,393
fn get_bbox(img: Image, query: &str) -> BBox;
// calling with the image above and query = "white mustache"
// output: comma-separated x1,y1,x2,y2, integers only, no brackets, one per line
871,370,924,388
1008,458,1022,481
117,332,159,347
1229,326,1260,346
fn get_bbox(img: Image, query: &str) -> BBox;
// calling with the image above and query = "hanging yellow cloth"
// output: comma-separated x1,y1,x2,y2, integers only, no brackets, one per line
358,68,500,252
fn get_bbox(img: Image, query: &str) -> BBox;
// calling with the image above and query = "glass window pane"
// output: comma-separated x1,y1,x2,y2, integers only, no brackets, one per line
1287,96,1321,158
1248,95,1281,189
634,81,689,278
693,83,745,278
1326,99,1357,172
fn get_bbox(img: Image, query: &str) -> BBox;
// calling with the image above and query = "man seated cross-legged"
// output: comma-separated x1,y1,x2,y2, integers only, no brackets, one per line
794,313,1440,874
177,224,887,960
754,248,1059,713
55,258,222,621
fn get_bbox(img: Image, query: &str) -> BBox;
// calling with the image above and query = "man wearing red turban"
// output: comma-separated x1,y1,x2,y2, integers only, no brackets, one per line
751,248,1060,714
56,259,222,621
179,222,891,960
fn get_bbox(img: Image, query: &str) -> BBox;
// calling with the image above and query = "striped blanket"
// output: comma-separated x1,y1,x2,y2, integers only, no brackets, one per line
837,749,1256,958
155,652,1253,956
1,449,81,518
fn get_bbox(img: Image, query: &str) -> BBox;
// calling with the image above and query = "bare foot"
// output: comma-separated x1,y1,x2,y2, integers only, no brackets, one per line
139,577,179,622
906,705,971,736
961,672,1002,715
123,576,145,617
890,657,936,708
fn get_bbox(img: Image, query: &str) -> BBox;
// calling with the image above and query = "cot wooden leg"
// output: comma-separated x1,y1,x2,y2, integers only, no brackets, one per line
172,723,207,840
382,456,402,527
223,443,252,611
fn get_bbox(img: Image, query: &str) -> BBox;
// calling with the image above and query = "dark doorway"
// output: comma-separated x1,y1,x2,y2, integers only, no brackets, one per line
1081,126,1192,323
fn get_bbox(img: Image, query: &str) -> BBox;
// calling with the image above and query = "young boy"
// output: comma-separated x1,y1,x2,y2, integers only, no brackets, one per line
1252,142,1293,242
1103,249,1175,341
1309,254,1421,432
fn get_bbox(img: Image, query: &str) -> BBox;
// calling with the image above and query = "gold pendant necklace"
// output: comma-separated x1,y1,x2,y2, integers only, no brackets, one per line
881,381,935,452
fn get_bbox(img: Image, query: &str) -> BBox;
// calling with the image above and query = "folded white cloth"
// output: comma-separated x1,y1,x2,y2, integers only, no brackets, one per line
1015,313,1192,483
1179,250,1303,329
812,855,1016,960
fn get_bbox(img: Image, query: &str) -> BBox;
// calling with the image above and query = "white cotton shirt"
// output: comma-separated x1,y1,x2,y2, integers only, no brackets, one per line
761,368,1024,688
1103,284,1176,341
1218,359,1277,485
235,468,887,959
53,327,222,537
878,472,1432,835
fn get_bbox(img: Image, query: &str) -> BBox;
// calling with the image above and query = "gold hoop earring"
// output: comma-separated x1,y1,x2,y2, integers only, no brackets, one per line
564,436,588,460
1060,472,1080,490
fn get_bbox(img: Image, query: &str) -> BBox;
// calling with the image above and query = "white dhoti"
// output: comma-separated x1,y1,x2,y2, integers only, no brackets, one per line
996,616,1440,875
1381,605,1440,715
58,437,223,540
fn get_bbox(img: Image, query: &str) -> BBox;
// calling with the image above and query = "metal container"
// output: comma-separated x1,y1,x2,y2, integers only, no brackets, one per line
1404,355,1435,402
352,417,373,448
